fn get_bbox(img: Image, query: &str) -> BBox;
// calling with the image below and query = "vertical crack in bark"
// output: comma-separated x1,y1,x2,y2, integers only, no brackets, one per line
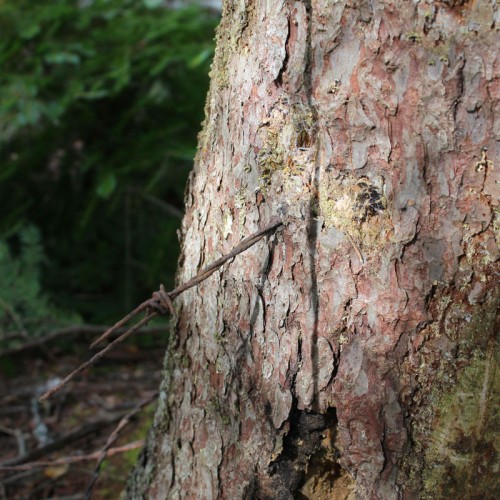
303,0,321,410
276,16,291,87
249,234,279,339
451,56,466,127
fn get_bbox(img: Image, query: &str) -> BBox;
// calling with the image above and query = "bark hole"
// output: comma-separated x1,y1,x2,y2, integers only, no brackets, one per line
258,407,351,499
298,408,355,500
352,178,385,223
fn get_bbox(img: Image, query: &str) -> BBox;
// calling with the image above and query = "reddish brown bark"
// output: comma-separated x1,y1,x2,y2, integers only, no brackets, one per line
128,1,499,498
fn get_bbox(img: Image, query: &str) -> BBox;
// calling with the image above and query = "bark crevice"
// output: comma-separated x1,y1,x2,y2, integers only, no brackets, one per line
258,406,341,499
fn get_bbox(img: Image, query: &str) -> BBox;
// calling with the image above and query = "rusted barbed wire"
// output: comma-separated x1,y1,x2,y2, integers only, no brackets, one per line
39,216,283,402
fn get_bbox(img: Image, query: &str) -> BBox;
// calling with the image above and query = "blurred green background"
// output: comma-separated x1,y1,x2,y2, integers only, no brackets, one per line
0,0,218,347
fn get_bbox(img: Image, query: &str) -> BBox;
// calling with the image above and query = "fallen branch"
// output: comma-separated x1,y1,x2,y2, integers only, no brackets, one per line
0,440,144,473
0,325,168,358
0,425,25,458
1,414,124,467
84,391,158,499
39,216,282,402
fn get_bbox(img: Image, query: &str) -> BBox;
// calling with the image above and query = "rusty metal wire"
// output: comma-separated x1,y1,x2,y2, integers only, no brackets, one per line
39,217,283,402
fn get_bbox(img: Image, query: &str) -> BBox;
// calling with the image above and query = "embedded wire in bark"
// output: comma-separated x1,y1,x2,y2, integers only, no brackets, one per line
39,216,283,402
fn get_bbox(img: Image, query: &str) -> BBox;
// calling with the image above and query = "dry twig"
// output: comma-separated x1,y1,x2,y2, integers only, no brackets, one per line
0,325,168,358
1,414,124,467
84,391,158,499
0,440,144,473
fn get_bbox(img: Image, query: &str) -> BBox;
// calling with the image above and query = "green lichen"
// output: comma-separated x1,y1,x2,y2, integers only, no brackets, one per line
210,1,250,89
421,352,498,497
213,324,228,344
318,175,392,251
235,188,248,230
407,295,499,497
257,100,315,191
406,31,422,43
207,395,221,413
258,142,285,187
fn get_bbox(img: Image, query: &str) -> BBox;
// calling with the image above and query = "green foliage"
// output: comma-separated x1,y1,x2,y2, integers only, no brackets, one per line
0,226,81,348
0,1,217,323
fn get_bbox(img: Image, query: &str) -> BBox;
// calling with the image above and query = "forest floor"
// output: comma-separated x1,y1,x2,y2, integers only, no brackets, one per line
0,327,167,499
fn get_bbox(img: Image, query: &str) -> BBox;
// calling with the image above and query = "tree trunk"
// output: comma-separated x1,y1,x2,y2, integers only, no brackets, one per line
127,1,499,498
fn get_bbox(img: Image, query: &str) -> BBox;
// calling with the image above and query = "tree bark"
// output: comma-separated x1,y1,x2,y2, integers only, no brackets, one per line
128,1,499,498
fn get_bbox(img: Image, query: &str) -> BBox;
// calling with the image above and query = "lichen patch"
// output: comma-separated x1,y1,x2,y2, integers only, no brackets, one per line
257,97,316,194
318,173,392,251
